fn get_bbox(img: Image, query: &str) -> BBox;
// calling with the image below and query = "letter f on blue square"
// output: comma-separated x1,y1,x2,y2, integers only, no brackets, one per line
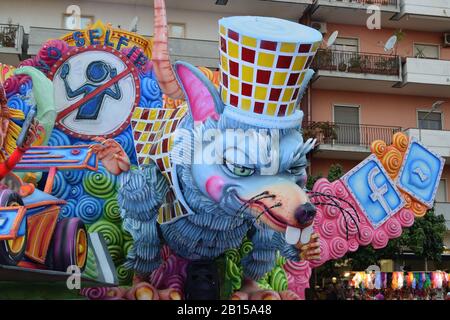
343,155,405,229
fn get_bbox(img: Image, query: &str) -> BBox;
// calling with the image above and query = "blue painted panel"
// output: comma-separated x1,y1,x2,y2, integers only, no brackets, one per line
343,155,405,229
0,208,23,237
397,139,445,208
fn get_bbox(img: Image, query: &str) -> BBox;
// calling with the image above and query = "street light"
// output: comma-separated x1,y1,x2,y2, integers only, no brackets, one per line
418,100,447,142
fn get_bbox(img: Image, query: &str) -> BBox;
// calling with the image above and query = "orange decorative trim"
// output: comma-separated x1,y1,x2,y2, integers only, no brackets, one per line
25,206,59,264
370,132,426,218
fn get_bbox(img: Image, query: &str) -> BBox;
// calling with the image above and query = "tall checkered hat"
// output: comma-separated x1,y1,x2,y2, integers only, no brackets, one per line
219,16,322,129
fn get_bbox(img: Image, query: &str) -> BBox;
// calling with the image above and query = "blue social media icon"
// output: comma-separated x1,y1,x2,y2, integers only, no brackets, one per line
343,155,405,229
397,140,444,208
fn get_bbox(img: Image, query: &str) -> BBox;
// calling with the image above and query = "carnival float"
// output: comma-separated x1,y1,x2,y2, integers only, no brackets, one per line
0,0,445,300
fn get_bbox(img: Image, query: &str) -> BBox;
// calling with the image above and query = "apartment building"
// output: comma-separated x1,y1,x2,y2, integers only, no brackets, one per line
1,0,450,268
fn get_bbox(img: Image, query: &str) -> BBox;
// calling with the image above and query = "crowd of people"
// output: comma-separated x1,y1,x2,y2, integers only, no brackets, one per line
310,282,450,300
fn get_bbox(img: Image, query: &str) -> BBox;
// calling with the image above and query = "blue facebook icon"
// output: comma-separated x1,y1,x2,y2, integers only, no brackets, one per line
343,155,405,229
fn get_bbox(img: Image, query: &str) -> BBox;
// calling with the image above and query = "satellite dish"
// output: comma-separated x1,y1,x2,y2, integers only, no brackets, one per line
384,35,398,52
326,30,339,48
128,16,139,32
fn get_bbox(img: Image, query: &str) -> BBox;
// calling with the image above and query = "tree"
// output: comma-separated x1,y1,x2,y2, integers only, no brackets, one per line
311,164,447,281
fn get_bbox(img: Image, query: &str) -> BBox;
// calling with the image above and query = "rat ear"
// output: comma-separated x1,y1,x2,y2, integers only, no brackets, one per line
174,61,223,123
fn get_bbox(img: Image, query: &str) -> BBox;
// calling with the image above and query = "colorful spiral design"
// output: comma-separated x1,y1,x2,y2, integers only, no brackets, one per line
270,267,288,292
329,237,348,259
337,213,358,238
312,179,334,202
107,244,124,265
141,76,162,101
103,198,122,224
323,204,340,219
358,226,374,246
313,207,324,226
239,239,253,257
284,260,309,277
68,184,84,199
37,39,69,68
3,76,20,97
392,132,409,153
51,171,70,199
63,169,84,185
88,220,124,247
225,248,240,264
372,229,389,249
384,217,402,238
75,195,104,224
320,219,337,239
381,147,403,178
7,94,30,115
19,78,32,95
80,287,108,300
60,198,77,219
397,208,415,227
334,181,349,199
402,192,412,209
18,58,37,68
83,166,117,199
117,264,134,285
113,128,135,157
348,238,359,252
48,128,71,146
371,140,387,158
123,240,134,257
412,201,427,217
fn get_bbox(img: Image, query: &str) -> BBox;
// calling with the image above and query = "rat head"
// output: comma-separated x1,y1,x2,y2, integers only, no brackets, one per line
152,1,322,244
168,62,317,245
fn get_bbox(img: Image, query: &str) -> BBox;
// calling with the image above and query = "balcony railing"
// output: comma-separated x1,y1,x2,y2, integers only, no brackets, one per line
0,23,21,49
303,122,402,147
325,0,398,6
312,49,400,76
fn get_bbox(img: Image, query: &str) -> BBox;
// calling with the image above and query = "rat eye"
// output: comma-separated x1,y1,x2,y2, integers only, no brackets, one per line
287,165,306,175
224,159,255,177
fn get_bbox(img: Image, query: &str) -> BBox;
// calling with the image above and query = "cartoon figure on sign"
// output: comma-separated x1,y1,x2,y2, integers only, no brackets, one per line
60,61,122,120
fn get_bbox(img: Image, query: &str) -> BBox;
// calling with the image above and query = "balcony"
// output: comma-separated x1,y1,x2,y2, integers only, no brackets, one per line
0,23,24,65
395,58,450,98
435,202,450,230
391,0,450,32
311,0,400,26
304,121,401,160
311,49,402,94
167,38,219,69
27,26,219,69
404,128,450,162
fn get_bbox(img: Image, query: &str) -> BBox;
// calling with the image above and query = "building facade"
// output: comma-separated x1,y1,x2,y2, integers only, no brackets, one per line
1,0,450,269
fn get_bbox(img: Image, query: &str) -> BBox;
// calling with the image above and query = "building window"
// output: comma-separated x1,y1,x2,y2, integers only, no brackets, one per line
168,23,186,38
418,111,442,130
332,37,359,53
413,44,439,59
436,180,447,202
333,105,360,145
63,14,94,30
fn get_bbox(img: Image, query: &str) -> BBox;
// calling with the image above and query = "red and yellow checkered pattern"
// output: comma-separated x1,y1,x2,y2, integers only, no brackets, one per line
219,23,320,118
131,105,189,224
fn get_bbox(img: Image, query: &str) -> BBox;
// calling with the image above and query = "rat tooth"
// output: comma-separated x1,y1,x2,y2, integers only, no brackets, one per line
300,224,314,244
285,226,301,245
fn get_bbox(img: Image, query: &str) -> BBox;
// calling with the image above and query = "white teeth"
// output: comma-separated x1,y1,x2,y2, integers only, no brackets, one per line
300,224,314,245
285,226,301,245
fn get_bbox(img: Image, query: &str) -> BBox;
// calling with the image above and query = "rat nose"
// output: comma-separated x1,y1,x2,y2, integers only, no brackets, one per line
294,203,317,226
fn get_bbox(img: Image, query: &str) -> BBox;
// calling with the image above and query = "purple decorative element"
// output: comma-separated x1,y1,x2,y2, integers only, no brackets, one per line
80,287,108,300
